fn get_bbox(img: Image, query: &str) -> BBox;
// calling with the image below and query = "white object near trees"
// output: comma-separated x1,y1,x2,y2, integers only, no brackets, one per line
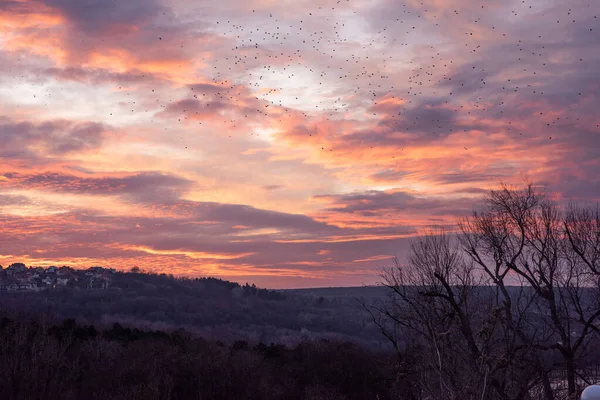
581,385,600,400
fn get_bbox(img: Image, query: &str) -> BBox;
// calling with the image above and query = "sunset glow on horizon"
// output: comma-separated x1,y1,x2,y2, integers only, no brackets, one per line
1,0,599,288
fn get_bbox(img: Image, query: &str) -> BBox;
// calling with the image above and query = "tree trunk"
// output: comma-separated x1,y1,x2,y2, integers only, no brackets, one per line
566,357,576,399
541,371,555,400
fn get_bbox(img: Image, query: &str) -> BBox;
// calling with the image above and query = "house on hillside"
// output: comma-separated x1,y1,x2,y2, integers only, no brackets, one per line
87,266,107,274
6,263,27,275
57,277,69,286
57,266,74,275
87,272,110,290
58,266,77,282
5,282,36,291
20,271,34,282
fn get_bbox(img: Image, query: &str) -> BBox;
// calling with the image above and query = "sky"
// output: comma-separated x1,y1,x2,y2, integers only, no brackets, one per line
0,0,598,288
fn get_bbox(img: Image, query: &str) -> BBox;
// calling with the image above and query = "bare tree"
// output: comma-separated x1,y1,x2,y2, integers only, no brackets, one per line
371,183,600,400
370,227,538,399
466,184,600,399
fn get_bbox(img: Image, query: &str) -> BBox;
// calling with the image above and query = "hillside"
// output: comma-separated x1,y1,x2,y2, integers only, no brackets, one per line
0,264,388,349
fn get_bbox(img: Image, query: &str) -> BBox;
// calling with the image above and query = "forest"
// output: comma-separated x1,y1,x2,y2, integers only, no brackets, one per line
0,312,407,400
0,270,387,349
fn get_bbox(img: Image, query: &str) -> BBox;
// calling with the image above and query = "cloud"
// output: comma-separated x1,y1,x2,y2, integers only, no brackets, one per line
262,185,283,191
0,117,111,160
42,66,154,85
41,0,166,34
0,193,31,207
194,201,336,234
0,171,193,203
311,189,475,229
155,84,274,126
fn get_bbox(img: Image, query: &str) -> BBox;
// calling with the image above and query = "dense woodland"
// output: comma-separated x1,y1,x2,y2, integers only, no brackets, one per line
0,312,410,400
0,271,387,349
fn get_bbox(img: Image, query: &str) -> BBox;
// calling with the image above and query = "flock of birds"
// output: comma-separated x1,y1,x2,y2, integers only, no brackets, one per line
148,1,597,152
7,1,600,153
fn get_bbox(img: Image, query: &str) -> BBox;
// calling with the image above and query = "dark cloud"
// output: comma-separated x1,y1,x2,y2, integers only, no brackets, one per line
262,185,283,191
389,99,459,136
437,62,508,97
428,169,517,186
186,83,224,95
159,99,228,119
0,172,193,203
42,67,153,85
314,190,473,218
42,0,166,34
0,117,110,160
0,194,31,207
156,87,270,124
49,122,106,154
194,202,337,234
369,169,411,183
324,96,493,155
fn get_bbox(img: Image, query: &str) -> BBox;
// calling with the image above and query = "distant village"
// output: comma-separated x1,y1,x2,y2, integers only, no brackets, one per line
0,263,115,292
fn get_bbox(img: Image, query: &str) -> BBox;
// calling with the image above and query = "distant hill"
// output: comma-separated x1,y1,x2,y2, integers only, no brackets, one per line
283,286,388,299
0,265,388,349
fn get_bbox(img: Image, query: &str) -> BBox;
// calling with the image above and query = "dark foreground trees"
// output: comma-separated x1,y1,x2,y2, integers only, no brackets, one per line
0,313,413,400
370,183,600,400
